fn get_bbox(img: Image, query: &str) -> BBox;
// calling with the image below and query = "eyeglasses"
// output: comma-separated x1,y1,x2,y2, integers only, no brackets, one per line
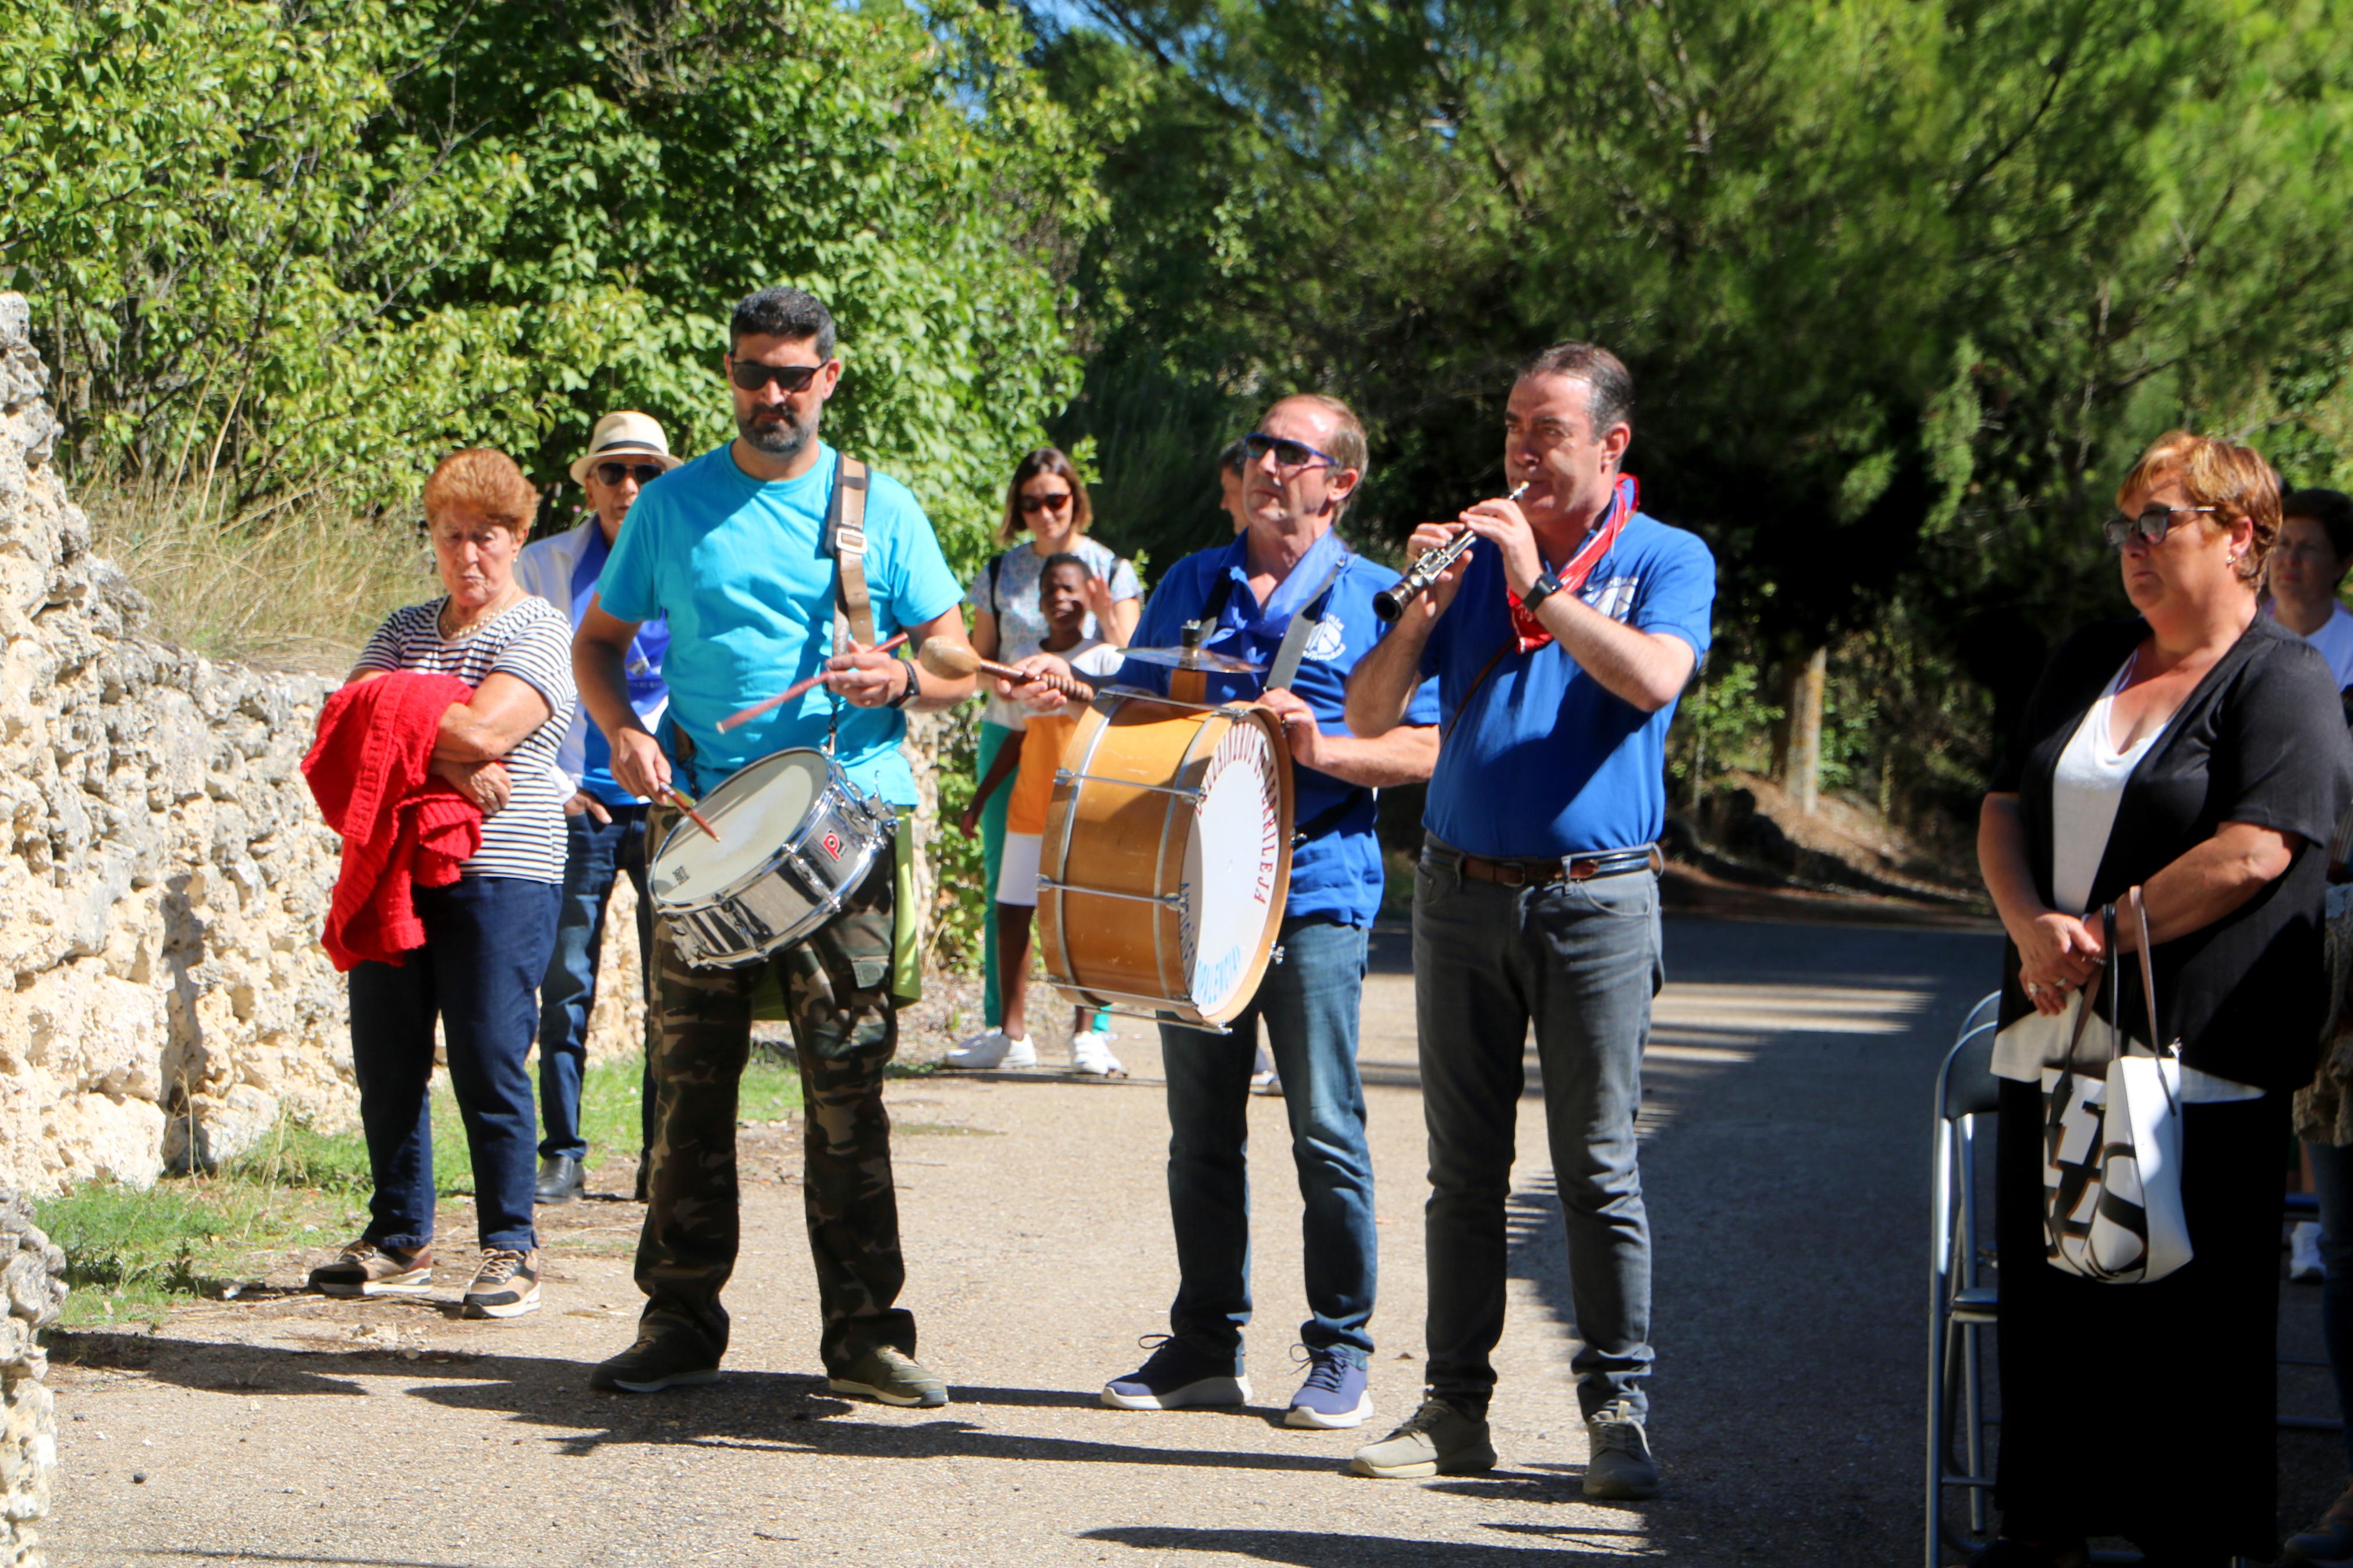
727,358,826,394
594,461,665,488
1018,490,1075,514
2103,503,2219,550
1242,432,1341,472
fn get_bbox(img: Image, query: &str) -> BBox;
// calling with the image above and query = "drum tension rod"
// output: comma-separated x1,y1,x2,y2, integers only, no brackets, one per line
1052,768,1202,802
1035,878,1187,909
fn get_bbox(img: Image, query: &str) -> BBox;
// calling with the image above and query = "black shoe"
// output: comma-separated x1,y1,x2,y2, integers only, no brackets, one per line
632,1158,650,1204
534,1154,585,1206
591,1331,722,1394
2285,1486,2353,1568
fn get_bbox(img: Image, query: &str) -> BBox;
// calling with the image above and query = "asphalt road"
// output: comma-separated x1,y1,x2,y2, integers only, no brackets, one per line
48,908,2323,1567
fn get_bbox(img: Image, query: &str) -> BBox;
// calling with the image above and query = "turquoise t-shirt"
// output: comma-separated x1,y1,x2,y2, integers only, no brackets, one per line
595,440,963,806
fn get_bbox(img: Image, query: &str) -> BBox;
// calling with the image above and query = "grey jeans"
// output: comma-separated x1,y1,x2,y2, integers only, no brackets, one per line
1414,837,1662,1421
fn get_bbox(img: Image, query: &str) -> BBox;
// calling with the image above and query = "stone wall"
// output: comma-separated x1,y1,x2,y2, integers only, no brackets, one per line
0,1194,62,1566
0,293,644,1194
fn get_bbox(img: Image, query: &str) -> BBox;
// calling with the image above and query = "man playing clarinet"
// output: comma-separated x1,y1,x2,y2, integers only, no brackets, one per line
575,285,977,1407
1344,343,1715,1496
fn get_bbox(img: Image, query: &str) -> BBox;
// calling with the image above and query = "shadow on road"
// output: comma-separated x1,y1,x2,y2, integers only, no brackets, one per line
1081,1524,1655,1563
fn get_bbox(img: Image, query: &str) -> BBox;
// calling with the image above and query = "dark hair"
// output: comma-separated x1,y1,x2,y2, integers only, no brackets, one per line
1218,438,1248,475
2284,487,2353,563
730,286,836,358
1040,550,1094,584
1516,341,1635,440
999,446,1095,543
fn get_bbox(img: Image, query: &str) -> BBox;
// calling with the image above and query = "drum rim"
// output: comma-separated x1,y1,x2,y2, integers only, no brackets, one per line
652,746,888,916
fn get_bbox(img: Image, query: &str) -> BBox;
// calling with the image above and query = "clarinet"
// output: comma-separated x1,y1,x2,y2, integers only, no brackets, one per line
1372,482,1530,624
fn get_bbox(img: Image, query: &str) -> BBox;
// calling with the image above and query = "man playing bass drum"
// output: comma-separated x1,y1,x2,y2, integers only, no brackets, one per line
1345,342,1716,1496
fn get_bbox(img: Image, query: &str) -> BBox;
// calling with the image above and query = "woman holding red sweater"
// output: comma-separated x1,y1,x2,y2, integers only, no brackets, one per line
304,449,576,1321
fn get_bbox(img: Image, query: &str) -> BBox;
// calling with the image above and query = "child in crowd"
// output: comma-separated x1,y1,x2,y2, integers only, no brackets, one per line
952,554,1126,1075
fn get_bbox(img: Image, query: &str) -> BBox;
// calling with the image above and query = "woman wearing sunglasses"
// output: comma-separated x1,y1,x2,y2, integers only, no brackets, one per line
950,446,1141,1069
1973,432,2353,1567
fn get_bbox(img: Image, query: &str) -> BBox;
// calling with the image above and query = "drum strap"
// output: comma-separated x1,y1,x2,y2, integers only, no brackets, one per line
822,451,878,650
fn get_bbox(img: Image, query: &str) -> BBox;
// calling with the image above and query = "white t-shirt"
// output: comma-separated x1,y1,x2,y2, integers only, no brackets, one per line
2297,602,2353,691
2047,657,2166,918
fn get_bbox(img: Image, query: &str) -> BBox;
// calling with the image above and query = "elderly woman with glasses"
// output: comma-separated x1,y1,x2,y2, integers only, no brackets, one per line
1973,432,2353,1567
949,445,1141,1069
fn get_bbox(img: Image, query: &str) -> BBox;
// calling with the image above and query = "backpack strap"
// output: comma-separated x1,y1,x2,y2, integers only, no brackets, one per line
988,552,1005,616
822,451,877,649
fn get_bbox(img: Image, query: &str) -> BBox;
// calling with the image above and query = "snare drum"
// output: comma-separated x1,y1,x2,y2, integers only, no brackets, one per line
1036,691,1293,1029
650,748,890,969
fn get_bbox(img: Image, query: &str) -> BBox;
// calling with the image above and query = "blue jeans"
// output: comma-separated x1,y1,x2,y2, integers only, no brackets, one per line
1414,840,1660,1421
1160,915,1376,1370
347,875,559,1254
536,804,655,1162
2312,1140,2353,1470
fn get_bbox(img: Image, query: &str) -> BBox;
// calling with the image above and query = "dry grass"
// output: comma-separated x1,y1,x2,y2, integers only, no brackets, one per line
79,481,436,675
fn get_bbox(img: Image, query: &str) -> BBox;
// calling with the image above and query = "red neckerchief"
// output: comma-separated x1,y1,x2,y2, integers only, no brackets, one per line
1506,474,1637,653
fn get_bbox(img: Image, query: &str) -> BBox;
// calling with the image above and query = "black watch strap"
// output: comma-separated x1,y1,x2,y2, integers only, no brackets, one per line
887,658,921,709
1521,571,1564,611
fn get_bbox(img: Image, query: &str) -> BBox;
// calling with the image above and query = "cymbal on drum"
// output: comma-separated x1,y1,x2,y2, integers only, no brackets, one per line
1119,644,1266,674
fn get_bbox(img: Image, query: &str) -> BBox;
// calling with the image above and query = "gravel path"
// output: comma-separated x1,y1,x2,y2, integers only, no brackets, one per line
47,908,2324,1566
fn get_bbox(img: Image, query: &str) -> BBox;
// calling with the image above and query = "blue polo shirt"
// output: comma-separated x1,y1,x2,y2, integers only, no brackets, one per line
1421,511,1715,858
1116,528,1440,927
595,440,963,806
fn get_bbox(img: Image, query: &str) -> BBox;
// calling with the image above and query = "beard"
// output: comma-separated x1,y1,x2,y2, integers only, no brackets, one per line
737,401,817,461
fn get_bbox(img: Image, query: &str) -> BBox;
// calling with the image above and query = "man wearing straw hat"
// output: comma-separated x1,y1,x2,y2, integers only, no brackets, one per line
516,411,682,1208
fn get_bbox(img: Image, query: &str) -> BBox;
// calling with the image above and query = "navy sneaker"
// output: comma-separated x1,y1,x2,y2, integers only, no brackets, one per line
1101,1335,1251,1410
1284,1346,1373,1430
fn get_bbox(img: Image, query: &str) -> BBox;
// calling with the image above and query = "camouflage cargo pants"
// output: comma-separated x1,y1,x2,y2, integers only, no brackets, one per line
634,802,913,1374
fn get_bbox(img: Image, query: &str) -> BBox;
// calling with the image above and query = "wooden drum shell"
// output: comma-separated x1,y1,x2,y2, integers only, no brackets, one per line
1036,692,1294,1030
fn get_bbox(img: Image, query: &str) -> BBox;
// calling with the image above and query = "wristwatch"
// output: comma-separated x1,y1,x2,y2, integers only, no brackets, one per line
886,660,921,709
1520,570,1564,612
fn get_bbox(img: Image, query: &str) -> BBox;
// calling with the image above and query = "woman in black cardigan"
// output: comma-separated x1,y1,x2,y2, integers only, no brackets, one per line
1976,431,2353,1567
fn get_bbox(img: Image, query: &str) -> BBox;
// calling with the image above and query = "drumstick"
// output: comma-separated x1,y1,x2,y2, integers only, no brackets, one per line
919,641,1091,699
659,783,722,844
717,632,911,732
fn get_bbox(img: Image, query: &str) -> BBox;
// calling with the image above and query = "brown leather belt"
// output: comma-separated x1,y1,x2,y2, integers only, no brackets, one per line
1451,843,1664,888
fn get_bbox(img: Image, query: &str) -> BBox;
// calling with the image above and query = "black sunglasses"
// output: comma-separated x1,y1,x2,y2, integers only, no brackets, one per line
594,461,666,488
727,358,826,394
1241,431,1341,471
1018,490,1075,514
2102,503,2219,550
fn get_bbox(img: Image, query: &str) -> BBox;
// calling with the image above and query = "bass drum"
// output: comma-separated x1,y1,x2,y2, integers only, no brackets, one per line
1037,691,1293,1030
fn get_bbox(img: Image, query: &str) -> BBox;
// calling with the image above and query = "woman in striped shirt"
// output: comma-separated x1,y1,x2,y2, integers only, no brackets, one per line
306,449,577,1320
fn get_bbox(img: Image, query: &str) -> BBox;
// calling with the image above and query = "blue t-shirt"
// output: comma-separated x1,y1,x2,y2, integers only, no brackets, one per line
595,440,963,806
1421,511,1716,858
565,525,671,809
1116,528,1441,927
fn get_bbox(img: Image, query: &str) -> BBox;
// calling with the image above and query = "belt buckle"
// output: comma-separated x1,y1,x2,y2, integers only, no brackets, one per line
1495,860,1527,888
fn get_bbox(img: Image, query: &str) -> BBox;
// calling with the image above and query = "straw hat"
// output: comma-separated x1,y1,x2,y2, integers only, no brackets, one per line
568,410,682,485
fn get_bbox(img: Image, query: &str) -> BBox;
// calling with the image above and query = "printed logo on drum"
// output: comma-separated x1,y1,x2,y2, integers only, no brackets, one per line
821,831,843,859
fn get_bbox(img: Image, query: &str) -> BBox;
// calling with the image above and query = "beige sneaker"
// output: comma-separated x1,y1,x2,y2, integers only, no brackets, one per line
307,1240,433,1298
1350,1396,1495,1478
461,1248,541,1319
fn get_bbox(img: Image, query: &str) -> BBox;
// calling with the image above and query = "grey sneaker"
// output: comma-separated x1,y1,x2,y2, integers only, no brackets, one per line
829,1346,949,1409
1582,1398,1662,1499
1349,1396,1496,1478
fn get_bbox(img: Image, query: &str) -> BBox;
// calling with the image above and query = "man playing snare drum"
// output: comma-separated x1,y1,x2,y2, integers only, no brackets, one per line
574,285,977,1406
1013,394,1440,1430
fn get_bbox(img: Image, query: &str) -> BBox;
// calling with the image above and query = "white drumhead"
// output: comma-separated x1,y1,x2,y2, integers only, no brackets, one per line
655,750,828,898
1180,719,1284,1016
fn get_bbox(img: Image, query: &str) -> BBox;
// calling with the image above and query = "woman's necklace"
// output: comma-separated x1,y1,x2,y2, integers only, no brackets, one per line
439,584,521,642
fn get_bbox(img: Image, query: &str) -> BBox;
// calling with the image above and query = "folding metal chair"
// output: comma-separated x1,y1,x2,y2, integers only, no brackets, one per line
1926,993,2003,1567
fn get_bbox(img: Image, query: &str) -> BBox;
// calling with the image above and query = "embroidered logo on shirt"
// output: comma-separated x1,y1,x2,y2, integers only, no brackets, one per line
1581,574,1641,623
1303,616,1347,663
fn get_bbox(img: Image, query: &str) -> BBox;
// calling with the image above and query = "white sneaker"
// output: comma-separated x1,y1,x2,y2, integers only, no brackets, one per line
1071,1030,1125,1076
946,1030,1037,1069
2293,1219,2326,1282
1251,1068,1283,1097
